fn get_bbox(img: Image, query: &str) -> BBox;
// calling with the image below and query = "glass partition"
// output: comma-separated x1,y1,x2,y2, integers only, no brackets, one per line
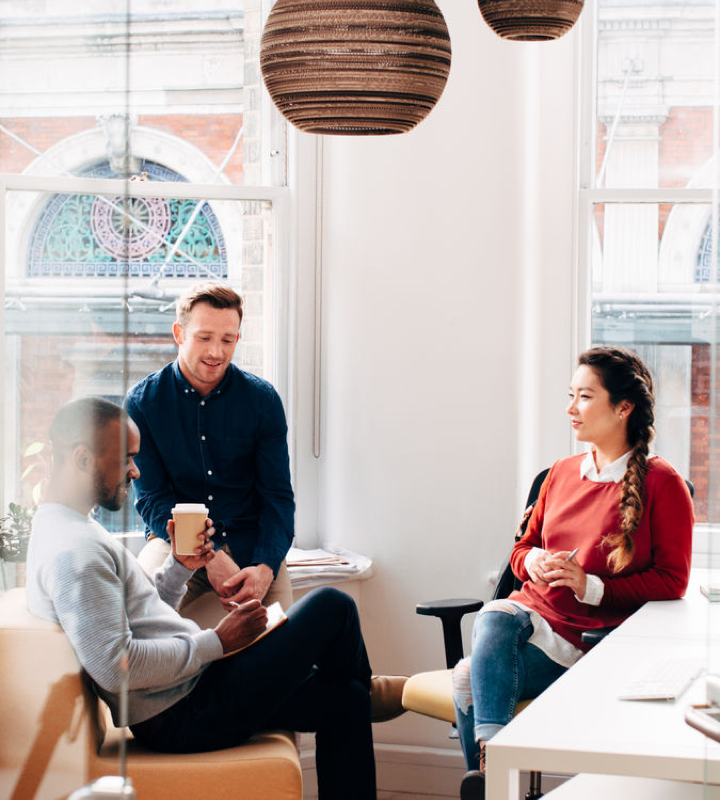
0,1,288,796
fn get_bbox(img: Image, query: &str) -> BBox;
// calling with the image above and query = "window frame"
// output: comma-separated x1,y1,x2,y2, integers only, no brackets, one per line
0,171,292,516
576,0,720,561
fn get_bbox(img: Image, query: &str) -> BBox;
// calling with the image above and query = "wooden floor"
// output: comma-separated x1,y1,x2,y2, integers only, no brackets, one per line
302,767,569,799
299,732,570,799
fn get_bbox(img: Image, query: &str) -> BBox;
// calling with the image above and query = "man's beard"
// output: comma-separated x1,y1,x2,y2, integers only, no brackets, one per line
93,471,127,512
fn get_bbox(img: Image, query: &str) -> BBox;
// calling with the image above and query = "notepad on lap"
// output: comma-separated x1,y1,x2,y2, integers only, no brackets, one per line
223,601,287,657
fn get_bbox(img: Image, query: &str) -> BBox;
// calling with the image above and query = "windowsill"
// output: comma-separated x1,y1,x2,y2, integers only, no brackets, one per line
112,532,374,588
112,530,146,558
286,546,373,589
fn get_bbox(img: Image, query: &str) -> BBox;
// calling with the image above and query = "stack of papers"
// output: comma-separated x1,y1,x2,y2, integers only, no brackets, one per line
286,546,372,588
701,584,720,602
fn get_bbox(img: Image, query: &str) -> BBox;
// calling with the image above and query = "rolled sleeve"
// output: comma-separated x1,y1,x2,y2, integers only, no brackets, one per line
578,574,604,606
153,552,195,609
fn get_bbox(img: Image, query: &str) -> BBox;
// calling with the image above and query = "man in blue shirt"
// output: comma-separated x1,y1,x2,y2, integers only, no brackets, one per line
126,281,294,608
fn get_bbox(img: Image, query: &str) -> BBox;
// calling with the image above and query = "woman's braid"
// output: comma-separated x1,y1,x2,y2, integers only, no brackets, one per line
578,347,655,572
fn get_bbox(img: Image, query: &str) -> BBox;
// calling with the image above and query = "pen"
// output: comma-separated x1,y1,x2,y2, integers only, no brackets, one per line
566,547,579,562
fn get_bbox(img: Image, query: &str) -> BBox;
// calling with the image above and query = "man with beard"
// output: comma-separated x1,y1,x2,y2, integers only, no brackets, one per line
26,398,404,800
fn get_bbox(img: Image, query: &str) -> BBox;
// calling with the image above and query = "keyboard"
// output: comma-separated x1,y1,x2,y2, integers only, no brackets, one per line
618,657,705,701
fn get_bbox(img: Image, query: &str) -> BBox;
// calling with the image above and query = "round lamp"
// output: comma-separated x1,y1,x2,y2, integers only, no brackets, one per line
260,0,452,136
477,0,585,40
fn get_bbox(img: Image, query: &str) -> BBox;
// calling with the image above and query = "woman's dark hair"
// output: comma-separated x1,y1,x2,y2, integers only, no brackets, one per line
578,346,655,572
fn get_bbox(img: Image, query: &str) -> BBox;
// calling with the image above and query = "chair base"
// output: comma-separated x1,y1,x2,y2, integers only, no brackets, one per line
460,770,485,800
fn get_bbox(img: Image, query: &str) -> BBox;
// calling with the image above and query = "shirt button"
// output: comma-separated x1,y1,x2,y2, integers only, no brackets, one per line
222,531,227,538
200,400,206,406
201,435,206,441
207,470,212,475
184,389,189,394
208,495,213,501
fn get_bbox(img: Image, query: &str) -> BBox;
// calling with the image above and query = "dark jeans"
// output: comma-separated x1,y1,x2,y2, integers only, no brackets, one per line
131,587,376,800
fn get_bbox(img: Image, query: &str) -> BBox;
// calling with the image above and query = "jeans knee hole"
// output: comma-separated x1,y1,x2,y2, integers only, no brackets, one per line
480,600,517,616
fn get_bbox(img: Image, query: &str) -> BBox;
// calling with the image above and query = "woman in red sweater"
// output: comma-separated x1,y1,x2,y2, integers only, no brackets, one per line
454,346,693,800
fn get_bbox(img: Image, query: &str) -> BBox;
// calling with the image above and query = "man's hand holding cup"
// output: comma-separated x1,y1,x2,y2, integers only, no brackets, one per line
167,502,215,570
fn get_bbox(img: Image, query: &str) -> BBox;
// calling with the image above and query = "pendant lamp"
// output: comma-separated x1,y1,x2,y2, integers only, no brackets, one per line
260,0,452,136
477,0,585,40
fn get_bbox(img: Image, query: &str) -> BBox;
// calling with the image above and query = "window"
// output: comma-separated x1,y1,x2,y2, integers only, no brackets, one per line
580,0,720,551
0,1,291,581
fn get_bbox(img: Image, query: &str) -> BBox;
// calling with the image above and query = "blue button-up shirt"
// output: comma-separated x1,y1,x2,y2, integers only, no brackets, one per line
125,361,294,575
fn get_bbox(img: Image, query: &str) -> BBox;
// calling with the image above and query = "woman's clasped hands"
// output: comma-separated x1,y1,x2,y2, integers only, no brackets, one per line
528,549,587,599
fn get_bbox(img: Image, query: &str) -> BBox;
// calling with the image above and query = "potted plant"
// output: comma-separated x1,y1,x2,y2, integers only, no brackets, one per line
0,502,35,562
0,442,46,590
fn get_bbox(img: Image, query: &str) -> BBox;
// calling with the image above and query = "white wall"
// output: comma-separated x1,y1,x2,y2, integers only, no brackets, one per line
293,0,582,760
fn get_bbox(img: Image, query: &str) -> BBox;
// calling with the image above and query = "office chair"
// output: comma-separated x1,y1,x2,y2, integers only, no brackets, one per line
403,469,548,799
402,469,695,800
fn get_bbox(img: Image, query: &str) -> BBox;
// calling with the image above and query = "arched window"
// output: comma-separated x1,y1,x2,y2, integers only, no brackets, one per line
27,160,228,280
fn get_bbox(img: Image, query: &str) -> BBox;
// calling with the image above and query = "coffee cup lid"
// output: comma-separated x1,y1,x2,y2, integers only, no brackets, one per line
172,503,209,514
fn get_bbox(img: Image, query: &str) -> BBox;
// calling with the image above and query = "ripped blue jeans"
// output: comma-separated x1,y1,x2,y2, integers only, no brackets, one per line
452,602,567,769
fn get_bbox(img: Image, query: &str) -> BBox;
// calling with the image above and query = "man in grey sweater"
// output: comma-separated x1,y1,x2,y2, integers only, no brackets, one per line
26,397,404,800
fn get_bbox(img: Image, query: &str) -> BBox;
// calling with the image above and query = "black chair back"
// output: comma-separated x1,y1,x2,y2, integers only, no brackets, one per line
492,468,549,601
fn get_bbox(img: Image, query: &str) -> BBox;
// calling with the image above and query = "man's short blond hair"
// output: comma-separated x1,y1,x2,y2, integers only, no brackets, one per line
175,281,243,328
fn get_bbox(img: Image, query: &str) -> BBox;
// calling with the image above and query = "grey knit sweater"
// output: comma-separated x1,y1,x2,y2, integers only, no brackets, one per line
26,503,223,725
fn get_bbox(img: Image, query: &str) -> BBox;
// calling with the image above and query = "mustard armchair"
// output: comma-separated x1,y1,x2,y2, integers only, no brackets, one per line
0,588,302,800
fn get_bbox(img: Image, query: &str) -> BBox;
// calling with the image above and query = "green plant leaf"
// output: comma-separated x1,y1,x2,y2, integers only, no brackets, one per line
24,442,44,457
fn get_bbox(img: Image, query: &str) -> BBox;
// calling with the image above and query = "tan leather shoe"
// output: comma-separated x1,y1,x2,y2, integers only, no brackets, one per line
370,675,408,722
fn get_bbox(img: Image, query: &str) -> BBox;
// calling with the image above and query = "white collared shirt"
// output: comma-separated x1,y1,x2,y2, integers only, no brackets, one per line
579,448,631,483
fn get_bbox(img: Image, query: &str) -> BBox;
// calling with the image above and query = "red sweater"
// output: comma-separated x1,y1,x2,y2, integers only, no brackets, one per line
509,454,693,651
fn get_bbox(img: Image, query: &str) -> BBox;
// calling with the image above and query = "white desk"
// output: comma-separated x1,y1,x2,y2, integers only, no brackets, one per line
486,573,720,800
611,570,720,646
544,774,720,799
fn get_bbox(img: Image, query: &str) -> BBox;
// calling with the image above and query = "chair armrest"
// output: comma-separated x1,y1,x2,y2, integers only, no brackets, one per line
416,598,484,669
580,626,616,646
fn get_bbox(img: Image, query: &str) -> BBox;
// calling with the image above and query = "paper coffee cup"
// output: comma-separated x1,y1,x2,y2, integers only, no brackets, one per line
172,503,209,555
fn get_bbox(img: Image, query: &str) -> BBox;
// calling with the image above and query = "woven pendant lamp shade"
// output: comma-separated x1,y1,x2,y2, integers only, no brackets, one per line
260,0,452,135
477,0,585,40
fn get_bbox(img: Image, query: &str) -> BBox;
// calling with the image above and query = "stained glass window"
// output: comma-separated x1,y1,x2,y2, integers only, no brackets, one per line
27,161,228,280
